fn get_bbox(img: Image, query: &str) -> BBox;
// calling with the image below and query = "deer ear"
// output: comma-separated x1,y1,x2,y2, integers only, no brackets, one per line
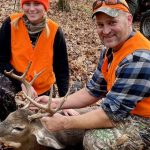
33,129,65,149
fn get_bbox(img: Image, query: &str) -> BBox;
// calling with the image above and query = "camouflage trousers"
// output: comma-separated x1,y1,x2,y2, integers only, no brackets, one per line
83,116,150,150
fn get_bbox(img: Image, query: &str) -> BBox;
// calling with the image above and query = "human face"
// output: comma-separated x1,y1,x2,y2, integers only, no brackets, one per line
22,1,46,25
95,12,132,51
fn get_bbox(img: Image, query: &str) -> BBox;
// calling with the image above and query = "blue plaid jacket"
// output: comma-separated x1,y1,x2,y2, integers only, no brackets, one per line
86,46,150,122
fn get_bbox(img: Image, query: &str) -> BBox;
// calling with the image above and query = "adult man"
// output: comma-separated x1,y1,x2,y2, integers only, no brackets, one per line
36,0,150,149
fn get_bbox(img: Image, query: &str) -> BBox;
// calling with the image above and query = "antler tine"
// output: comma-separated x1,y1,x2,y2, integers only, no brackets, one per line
4,62,32,87
52,87,71,114
4,69,23,82
21,62,32,80
19,62,32,91
47,85,54,114
22,91,49,111
30,69,45,85
42,85,71,116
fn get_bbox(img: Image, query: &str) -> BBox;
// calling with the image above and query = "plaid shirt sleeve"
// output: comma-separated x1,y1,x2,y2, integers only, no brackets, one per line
86,48,108,98
87,50,150,122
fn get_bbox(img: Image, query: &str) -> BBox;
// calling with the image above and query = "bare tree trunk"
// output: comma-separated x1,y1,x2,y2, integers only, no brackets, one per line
14,0,20,11
58,0,71,12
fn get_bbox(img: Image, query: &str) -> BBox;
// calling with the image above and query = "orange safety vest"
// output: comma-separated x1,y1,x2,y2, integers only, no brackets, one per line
101,31,150,117
10,13,58,95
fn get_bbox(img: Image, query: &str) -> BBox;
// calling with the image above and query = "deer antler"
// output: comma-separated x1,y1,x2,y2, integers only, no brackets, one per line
4,62,45,108
4,62,44,96
24,86,70,121
4,62,70,121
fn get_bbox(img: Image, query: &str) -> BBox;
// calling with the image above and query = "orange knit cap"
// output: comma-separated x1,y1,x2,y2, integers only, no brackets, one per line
92,0,130,18
21,0,49,11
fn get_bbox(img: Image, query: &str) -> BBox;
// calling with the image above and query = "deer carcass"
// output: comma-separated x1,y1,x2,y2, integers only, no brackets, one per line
0,109,85,150
0,62,86,150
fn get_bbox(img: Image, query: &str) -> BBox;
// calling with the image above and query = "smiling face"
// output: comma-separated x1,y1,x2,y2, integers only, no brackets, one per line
22,1,46,25
95,11,133,51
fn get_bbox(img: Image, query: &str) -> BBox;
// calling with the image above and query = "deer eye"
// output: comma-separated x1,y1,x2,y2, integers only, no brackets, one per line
13,127,24,131
11,125,25,134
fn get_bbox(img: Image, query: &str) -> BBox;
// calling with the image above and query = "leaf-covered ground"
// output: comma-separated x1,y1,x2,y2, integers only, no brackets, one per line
0,0,139,87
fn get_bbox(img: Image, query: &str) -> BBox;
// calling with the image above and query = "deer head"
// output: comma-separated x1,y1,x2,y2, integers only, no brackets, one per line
0,109,76,150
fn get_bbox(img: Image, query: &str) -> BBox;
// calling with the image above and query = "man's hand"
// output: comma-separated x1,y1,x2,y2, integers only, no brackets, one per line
29,96,61,111
41,113,67,131
62,109,80,116
29,95,79,116
21,83,38,98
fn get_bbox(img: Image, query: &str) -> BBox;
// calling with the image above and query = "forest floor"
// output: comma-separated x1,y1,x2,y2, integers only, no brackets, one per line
0,0,140,88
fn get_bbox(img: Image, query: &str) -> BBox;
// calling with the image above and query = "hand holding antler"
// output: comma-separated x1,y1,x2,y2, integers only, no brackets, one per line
21,83,37,99
24,86,70,120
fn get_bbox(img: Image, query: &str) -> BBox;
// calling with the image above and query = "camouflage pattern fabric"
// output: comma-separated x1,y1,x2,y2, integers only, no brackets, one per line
83,116,150,150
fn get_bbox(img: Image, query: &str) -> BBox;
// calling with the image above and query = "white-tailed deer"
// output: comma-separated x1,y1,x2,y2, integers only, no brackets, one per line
0,108,85,150
0,62,89,150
